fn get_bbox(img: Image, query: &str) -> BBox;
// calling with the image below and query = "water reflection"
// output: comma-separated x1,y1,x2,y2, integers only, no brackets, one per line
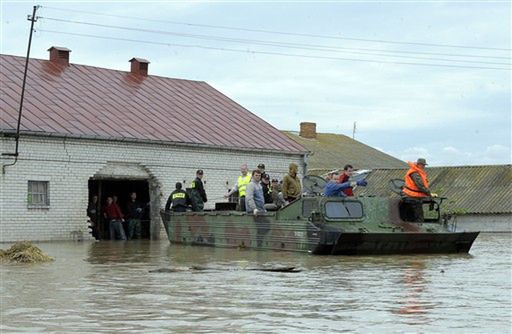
394,260,433,325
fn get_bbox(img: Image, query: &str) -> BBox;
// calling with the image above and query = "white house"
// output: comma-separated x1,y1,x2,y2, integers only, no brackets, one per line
0,47,308,242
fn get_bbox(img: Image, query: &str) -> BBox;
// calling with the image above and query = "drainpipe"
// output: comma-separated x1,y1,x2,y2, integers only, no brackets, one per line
1,6,38,174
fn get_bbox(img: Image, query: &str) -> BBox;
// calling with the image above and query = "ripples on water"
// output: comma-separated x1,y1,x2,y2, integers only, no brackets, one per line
1,233,510,333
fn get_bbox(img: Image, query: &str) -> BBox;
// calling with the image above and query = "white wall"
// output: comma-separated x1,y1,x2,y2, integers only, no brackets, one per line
456,214,511,233
0,135,304,242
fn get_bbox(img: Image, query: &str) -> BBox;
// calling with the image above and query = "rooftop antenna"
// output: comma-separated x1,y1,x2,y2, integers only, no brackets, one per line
1,5,39,174
352,121,357,139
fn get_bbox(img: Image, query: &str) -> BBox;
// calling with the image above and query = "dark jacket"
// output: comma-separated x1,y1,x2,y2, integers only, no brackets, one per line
126,200,144,219
87,201,99,223
261,182,273,204
190,177,207,211
165,189,190,211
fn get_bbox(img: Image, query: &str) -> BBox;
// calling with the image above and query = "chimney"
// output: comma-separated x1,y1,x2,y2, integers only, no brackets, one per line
129,58,150,76
48,46,71,66
299,122,317,139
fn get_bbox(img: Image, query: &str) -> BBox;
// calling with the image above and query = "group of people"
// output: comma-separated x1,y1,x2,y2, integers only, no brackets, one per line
164,169,207,213
164,157,436,218
87,192,146,241
164,163,303,215
323,164,368,197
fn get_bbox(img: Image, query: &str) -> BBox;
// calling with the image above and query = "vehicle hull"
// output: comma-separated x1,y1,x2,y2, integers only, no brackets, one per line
160,208,479,255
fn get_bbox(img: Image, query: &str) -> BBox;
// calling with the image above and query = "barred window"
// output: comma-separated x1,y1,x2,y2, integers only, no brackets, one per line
28,181,49,207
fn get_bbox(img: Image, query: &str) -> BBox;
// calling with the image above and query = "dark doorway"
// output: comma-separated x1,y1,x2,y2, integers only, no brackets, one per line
88,179,150,240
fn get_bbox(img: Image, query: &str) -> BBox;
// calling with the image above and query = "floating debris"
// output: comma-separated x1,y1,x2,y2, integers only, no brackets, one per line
0,241,53,263
150,265,301,273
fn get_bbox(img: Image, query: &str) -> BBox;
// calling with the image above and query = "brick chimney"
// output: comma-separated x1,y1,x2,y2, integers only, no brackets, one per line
48,46,71,66
299,122,317,139
129,58,150,76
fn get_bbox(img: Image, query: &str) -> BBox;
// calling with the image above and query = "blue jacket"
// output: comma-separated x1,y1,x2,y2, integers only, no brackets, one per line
324,181,352,197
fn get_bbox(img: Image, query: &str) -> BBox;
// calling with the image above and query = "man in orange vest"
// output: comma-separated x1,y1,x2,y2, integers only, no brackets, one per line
402,158,437,198
401,158,437,221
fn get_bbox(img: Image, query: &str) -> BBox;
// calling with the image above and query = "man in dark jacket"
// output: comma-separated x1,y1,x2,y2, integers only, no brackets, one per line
190,169,207,212
260,173,273,204
165,182,190,212
125,192,144,240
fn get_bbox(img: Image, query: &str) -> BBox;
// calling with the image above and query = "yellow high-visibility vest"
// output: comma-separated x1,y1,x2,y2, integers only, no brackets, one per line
172,192,186,200
237,174,251,197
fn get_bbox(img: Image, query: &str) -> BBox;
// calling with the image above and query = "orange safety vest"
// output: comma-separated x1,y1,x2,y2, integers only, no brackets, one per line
403,161,429,198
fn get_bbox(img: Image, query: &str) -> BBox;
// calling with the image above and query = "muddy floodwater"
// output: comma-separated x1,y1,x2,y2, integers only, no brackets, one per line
1,233,510,333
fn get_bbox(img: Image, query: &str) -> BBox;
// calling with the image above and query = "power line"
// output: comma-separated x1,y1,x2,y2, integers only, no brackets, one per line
41,5,511,52
37,17,512,67
37,29,511,71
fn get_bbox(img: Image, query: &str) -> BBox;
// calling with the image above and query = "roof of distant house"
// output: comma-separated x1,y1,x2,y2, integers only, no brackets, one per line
282,131,407,172
0,53,306,153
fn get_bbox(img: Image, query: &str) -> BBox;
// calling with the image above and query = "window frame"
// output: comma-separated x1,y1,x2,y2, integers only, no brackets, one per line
27,180,50,208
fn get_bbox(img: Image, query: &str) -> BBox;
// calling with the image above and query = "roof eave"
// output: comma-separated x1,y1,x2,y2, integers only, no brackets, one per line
0,129,309,156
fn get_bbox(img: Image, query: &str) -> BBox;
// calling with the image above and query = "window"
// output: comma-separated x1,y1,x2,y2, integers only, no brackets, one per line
28,181,49,207
324,201,363,219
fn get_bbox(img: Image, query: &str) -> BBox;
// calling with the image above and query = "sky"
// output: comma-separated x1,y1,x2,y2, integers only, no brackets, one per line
1,1,510,166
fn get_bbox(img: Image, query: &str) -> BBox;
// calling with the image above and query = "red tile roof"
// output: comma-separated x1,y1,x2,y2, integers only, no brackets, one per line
0,54,307,153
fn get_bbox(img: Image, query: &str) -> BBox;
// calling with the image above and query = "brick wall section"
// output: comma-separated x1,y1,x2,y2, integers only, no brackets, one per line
299,122,317,139
0,136,304,242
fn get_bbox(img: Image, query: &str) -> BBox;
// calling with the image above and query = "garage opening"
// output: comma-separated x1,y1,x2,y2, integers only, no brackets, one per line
88,179,151,240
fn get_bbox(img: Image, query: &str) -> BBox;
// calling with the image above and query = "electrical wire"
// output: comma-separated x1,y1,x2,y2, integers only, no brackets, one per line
37,17,512,67
37,29,511,71
41,5,511,52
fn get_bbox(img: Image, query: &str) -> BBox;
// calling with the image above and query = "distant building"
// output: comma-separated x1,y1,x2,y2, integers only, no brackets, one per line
283,122,406,174
0,47,307,242
356,165,512,232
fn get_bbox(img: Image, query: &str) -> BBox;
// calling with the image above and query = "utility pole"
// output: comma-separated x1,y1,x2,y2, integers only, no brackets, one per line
352,121,357,140
1,5,38,173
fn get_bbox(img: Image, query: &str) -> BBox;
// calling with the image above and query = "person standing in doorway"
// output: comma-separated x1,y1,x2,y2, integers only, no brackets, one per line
190,169,207,212
224,163,251,211
87,194,100,240
103,196,126,240
125,192,144,240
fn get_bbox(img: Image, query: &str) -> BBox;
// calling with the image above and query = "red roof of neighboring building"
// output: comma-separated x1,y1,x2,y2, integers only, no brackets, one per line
0,54,306,153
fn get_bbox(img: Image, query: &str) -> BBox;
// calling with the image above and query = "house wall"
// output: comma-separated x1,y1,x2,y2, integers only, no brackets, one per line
455,214,511,233
0,136,304,242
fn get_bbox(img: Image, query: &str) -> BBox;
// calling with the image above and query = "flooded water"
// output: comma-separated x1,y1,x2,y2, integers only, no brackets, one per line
1,233,510,333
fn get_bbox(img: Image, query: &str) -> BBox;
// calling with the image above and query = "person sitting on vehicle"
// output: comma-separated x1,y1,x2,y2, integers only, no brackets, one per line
324,179,367,197
165,182,190,212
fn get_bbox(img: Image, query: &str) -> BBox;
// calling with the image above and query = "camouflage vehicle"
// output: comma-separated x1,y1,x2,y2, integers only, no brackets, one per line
160,175,479,255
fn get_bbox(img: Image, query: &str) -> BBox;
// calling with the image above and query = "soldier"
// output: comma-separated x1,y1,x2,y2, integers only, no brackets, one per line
165,182,190,212
190,169,207,212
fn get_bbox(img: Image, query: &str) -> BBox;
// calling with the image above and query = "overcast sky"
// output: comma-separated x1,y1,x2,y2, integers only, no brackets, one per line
1,1,510,166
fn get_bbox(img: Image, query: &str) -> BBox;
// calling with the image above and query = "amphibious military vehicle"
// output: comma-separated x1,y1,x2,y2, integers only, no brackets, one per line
160,175,479,255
